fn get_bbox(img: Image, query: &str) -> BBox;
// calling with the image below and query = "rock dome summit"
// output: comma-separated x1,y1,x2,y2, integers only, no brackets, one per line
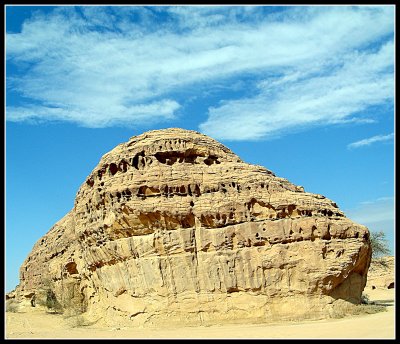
11,128,372,326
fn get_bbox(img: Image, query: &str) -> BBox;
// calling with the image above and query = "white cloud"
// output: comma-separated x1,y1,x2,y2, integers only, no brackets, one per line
6,6,394,131
7,100,180,127
200,17,394,140
347,133,394,149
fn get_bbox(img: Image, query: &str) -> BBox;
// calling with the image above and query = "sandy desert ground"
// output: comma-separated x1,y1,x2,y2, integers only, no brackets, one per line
5,287,395,339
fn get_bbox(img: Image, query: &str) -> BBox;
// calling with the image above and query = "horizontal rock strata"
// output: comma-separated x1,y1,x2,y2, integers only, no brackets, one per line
12,128,372,326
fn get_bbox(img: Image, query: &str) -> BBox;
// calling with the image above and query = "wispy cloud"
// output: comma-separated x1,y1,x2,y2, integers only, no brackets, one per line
346,196,394,225
347,133,394,149
200,7,394,140
6,6,394,135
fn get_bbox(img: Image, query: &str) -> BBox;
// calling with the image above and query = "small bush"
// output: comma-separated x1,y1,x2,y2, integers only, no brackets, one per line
6,299,19,313
330,301,386,319
46,290,63,314
370,231,390,258
39,275,87,323
67,314,89,328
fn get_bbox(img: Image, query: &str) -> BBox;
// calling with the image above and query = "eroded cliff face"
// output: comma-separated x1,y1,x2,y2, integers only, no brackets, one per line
365,256,395,290
13,128,372,326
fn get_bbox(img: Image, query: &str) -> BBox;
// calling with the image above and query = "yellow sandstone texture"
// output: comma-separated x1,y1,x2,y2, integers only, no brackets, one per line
11,128,372,326
366,256,395,290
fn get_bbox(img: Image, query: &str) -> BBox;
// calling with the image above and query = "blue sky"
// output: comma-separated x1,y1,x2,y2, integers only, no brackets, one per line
5,5,395,292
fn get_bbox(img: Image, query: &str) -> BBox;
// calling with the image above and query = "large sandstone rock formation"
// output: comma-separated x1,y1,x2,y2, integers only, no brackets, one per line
365,256,395,290
11,128,372,326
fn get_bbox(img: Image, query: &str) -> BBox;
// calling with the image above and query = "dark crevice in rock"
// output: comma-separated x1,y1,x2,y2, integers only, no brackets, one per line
132,151,145,170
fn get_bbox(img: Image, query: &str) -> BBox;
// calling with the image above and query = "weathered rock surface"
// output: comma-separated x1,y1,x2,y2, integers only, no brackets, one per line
11,128,372,326
365,256,395,290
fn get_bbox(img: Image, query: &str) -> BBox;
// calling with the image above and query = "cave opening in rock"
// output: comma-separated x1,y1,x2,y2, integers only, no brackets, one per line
109,163,118,175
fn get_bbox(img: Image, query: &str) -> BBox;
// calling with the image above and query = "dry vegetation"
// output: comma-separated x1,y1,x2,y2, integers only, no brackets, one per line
329,302,386,319
6,299,19,313
5,287,394,339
